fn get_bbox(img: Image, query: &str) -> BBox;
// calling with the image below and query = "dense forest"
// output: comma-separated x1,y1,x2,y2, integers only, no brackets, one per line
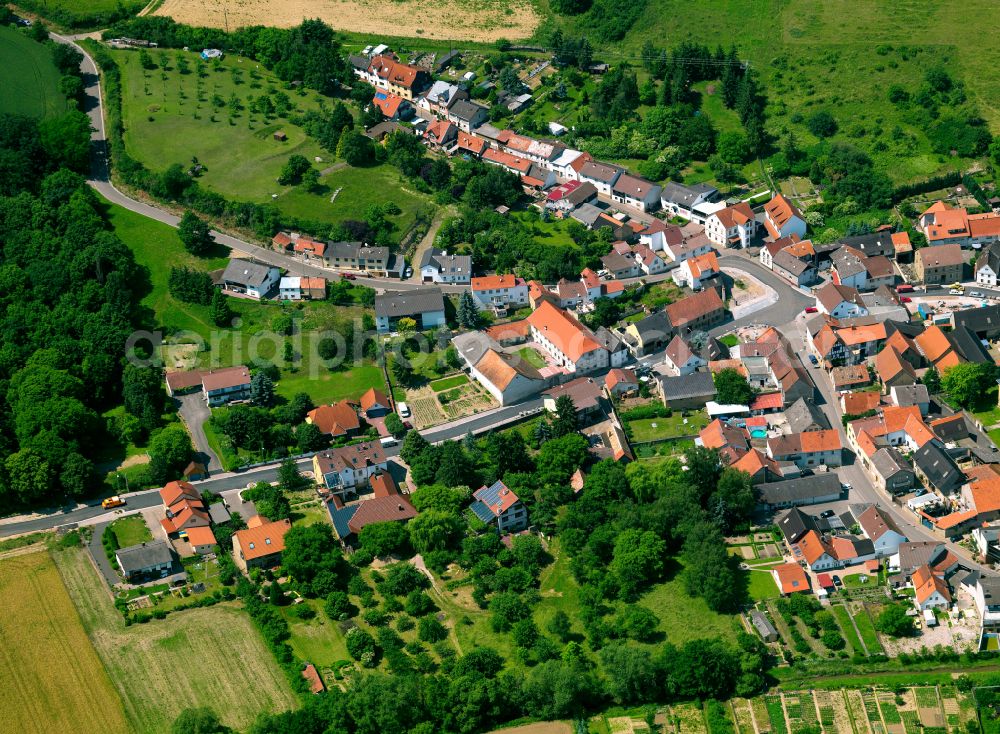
0,36,185,511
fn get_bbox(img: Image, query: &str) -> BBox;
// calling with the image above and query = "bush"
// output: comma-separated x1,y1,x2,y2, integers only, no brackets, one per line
807,110,838,138
821,630,845,650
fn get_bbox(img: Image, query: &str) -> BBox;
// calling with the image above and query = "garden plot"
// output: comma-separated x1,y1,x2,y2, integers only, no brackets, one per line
844,689,872,734
405,380,497,429
782,691,818,732
876,690,904,734
730,699,754,734
751,695,773,733
669,703,708,733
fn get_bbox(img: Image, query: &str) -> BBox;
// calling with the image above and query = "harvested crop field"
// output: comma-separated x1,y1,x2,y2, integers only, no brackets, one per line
487,724,572,734
53,546,299,734
0,551,130,734
154,0,540,41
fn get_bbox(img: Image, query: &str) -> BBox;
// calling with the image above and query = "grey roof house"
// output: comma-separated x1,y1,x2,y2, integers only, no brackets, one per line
116,540,177,582
374,287,447,333
419,247,472,284
785,397,831,433
757,474,842,510
912,441,964,495
220,259,280,299
655,371,715,410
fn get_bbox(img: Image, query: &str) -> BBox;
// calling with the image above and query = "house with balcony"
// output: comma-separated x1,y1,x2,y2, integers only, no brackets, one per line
705,202,757,248
312,442,389,497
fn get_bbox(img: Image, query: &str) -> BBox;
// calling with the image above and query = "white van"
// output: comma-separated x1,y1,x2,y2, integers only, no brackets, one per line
397,402,411,418
380,436,398,448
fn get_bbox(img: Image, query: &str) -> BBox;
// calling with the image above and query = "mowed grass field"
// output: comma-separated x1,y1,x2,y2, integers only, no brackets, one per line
114,47,432,237
559,0,1000,183
104,195,229,336
0,27,69,118
53,546,299,734
0,551,130,734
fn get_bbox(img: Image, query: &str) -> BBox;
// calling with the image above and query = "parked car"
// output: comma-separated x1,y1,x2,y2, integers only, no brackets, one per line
342,273,356,280
397,402,411,418
820,509,835,519
832,575,843,587
896,284,914,293
404,266,413,278
949,289,964,295
971,291,984,298
900,296,912,303
804,306,818,314
101,495,126,509
841,482,852,491
808,355,819,366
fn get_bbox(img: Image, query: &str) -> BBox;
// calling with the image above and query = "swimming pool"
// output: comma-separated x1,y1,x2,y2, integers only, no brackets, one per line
750,429,767,439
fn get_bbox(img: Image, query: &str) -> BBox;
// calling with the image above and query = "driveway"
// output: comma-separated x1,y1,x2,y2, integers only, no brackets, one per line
88,521,121,587
177,393,222,472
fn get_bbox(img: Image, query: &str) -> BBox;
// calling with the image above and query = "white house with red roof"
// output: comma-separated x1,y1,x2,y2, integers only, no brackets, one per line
471,274,529,311
705,202,758,248
772,562,811,596
672,251,720,290
605,368,639,397
763,193,807,241
912,564,951,611
372,90,412,121
526,301,609,373
424,119,457,148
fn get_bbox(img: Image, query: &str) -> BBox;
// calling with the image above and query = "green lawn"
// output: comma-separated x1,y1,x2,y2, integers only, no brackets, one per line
830,604,865,655
628,413,709,442
104,196,229,335
719,334,740,348
853,607,883,654
15,0,145,28
273,163,432,237
109,516,152,548
745,569,780,601
638,565,741,645
0,27,69,118
280,599,350,667
509,210,583,249
114,46,432,240
430,374,470,392
517,347,547,368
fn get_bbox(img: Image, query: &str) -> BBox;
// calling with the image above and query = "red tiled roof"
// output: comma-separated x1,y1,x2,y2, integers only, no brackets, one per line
307,401,360,437
348,495,417,534
772,562,810,594
526,301,603,362
750,392,784,411
764,193,804,239
360,388,389,413
234,517,291,560
665,289,724,328
184,525,217,547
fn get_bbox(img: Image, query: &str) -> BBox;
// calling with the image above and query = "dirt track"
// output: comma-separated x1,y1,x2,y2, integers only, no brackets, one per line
154,0,540,42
